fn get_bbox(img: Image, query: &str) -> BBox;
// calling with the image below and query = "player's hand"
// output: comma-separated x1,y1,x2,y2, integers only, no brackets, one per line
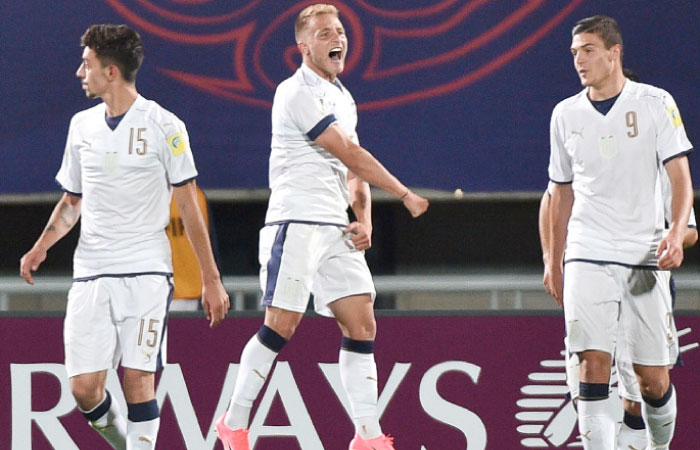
543,263,563,307
19,246,47,285
201,279,229,327
344,221,372,251
657,233,684,270
402,191,429,218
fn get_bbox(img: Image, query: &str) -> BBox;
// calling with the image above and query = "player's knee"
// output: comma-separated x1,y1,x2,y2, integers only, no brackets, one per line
345,317,376,341
264,309,302,339
639,378,669,400
70,381,104,411
578,351,611,382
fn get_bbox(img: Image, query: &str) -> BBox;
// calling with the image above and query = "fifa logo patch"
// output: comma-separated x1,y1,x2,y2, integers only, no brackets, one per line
168,132,187,155
666,106,682,127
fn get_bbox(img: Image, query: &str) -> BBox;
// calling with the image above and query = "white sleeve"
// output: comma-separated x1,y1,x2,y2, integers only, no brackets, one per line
54,116,82,194
655,90,693,164
160,117,198,186
287,88,337,139
548,105,573,184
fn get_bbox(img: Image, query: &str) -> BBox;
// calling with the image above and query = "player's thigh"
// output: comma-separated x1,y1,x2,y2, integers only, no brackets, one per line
621,269,677,367
258,223,325,314
563,261,619,356
313,237,376,318
115,275,171,373
64,279,119,378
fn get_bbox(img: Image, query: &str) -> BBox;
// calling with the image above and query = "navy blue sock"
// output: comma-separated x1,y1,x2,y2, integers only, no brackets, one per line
642,384,674,408
623,410,646,430
341,337,374,354
257,325,287,353
578,382,609,401
127,399,159,422
82,391,112,422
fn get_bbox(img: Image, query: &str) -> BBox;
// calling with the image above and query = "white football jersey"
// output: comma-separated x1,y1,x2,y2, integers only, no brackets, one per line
56,95,198,279
265,63,359,225
549,80,693,266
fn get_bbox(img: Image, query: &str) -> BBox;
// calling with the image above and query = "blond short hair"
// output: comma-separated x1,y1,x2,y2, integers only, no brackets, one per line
294,4,339,43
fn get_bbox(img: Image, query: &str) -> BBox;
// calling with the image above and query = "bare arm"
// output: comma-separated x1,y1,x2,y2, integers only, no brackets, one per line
658,156,693,269
345,171,372,251
172,181,230,327
544,183,573,306
315,124,429,218
20,193,81,285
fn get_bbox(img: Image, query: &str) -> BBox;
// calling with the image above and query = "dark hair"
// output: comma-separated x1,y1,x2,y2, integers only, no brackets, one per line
81,24,144,82
572,15,623,62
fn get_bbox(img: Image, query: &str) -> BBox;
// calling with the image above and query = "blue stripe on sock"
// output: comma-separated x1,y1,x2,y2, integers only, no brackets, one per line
578,382,609,401
127,399,160,422
643,384,674,408
257,325,287,353
623,411,646,430
82,391,112,423
341,337,375,354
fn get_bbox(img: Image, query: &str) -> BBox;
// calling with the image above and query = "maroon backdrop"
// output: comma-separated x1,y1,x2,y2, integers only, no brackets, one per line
2,315,699,449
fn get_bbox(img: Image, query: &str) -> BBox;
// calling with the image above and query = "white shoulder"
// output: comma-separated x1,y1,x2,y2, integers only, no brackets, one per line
70,103,103,128
137,97,186,137
552,89,585,118
627,81,676,109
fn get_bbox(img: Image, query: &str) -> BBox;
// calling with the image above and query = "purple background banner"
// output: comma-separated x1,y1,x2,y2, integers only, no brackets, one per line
2,315,699,449
1,1,699,193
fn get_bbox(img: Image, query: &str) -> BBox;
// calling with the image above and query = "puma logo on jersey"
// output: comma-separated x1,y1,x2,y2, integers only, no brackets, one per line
571,129,584,137
253,369,266,381
141,349,153,363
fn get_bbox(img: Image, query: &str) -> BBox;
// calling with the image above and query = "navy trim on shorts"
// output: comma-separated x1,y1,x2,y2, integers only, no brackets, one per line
156,278,174,372
73,272,173,282
306,114,337,140
172,176,197,187
265,219,347,228
564,258,658,270
262,223,290,307
662,149,693,165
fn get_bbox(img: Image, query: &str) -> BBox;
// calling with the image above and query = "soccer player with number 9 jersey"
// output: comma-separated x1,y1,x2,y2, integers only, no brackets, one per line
544,15,694,450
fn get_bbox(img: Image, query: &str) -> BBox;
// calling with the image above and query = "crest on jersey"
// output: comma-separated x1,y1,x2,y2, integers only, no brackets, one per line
167,132,187,156
666,106,683,127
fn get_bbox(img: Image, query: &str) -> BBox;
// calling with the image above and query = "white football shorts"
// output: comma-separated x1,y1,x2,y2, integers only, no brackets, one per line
563,261,678,367
258,222,376,317
64,274,172,378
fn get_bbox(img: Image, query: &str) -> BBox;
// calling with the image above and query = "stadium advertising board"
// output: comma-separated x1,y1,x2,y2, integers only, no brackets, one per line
2,315,699,449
